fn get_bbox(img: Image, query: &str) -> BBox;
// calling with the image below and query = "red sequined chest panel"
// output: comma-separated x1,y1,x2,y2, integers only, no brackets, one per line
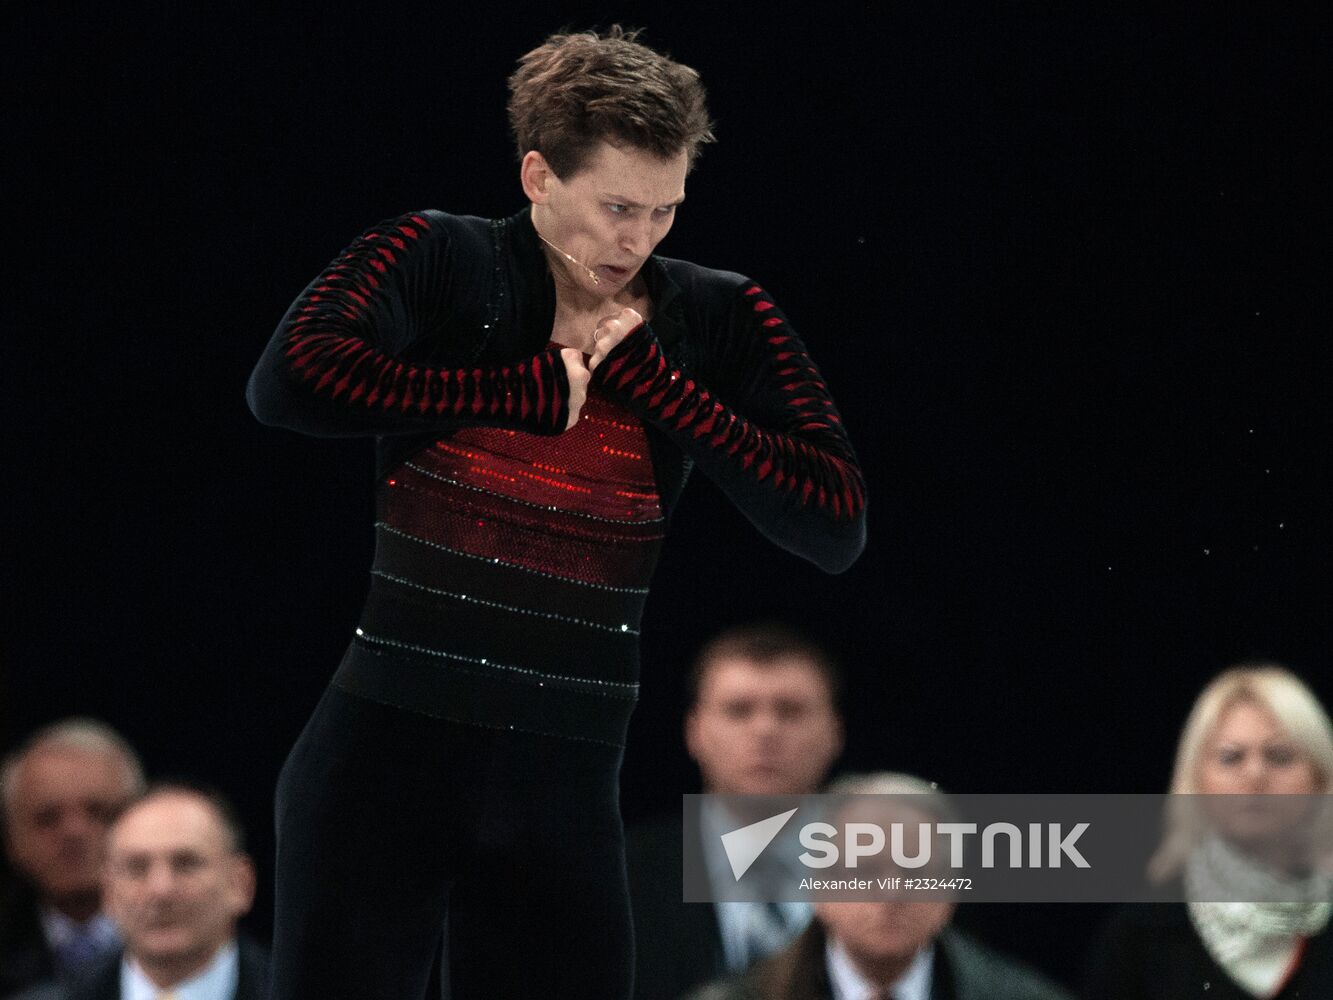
378,385,664,589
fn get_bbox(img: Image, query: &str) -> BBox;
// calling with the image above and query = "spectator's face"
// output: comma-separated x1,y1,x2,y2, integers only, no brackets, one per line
686,656,842,795
815,899,954,969
5,748,136,906
813,800,955,976
104,793,253,971
1196,699,1323,852
1197,699,1321,796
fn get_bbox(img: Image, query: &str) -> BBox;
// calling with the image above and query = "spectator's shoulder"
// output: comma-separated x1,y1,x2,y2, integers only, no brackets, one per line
5,981,67,1000
1082,901,1193,997
940,926,1075,1000
61,950,121,1000
236,934,272,999
679,972,756,1000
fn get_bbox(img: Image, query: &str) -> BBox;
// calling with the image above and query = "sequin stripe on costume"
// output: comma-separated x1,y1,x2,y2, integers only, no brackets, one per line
352,629,639,698
378,477,664,588
277,213,568,432
599,296,866,520
369,570,639,635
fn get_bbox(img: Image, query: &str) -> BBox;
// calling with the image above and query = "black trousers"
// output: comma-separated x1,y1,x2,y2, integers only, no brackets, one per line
269,683,633,999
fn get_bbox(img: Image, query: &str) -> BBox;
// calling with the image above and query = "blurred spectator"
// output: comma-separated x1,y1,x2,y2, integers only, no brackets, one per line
687,772,1074,1000
15,783,268,1000
1085,664,1333,1000
1,720,144,996
628,623,845,1000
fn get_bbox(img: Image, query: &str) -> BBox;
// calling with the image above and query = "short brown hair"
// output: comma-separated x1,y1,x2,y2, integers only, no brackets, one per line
507,25,715,178
687,622,843,710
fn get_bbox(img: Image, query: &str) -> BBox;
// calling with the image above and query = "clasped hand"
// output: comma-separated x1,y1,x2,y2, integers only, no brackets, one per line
559,307,643,430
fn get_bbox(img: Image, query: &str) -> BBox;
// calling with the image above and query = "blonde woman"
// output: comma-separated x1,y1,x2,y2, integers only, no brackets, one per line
1085,664,1333,999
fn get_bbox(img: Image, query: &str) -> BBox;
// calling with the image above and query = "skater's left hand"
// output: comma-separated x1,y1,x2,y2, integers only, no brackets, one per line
589,308,644,374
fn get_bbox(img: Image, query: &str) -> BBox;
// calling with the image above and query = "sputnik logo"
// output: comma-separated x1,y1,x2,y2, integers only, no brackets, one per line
719,808,799,881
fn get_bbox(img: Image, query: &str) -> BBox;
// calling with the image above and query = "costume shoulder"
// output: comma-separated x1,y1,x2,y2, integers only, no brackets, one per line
652,255,756,346
412,207,495,257
655,254,752,298
247,207,572,439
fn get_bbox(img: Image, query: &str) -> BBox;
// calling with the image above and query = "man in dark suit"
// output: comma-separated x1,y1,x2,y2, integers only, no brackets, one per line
1,720,145,998
682,918,1074,1000
682,772,1074,1000
627,624,845,1000
15,783,269,1000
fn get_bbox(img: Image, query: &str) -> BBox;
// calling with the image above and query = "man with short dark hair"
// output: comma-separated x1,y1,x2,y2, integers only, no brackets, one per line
628,623,845,1000
248,20,865,998
685,623,845,800
1,720,144,997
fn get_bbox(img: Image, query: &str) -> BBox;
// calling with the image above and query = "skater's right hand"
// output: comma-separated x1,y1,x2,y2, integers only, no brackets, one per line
560,347,590,430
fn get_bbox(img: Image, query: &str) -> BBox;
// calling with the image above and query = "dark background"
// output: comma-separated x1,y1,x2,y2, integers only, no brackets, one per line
5,4,1330,990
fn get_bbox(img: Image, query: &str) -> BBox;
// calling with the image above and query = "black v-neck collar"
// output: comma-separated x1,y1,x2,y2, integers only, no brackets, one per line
503,205,686,352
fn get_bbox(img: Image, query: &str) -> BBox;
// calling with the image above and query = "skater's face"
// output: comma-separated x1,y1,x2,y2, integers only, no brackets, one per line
522,140,687,296
104,791,254,981
686,655,843,796
4,746,138,910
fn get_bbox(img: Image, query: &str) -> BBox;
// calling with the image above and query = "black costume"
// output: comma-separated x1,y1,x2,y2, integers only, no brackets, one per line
247,207,866,998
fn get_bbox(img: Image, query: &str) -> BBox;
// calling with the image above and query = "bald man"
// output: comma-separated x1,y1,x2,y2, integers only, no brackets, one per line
2,720,144,996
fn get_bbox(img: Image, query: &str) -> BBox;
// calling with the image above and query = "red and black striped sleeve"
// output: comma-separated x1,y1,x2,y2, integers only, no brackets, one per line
247,212,570,438
595,282,867,574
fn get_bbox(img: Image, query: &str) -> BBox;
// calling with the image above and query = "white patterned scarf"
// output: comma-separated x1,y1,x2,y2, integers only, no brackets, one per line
1185,835,1331,997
